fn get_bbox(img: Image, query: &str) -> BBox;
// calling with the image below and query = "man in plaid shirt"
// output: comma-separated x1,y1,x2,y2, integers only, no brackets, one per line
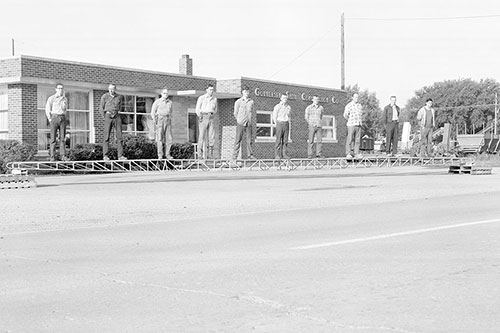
305,95,323,158
343,93,363,159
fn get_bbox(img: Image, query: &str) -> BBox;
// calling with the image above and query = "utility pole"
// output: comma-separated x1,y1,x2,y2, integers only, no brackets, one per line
495,92,498,136
11,38,14,56
341,13,345,90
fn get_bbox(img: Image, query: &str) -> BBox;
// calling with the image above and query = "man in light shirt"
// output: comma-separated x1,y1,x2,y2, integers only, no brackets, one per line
416,98,436,157
45,83,68,161
272,93,291,159
382,95,400,157
151,88,174,159
232,86,255,160
196,84,218,159
305,95,324,158
343,93,363,159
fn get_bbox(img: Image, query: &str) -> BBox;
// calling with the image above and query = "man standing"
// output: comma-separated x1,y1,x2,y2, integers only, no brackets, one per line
343,93,363,159
232,86,255,160
383,96,400,156
151,88,174,159
196,84,218,159
305,95,324,158
272,93,291,159
100,83,127,161
45,83,68,161
416,98,436,157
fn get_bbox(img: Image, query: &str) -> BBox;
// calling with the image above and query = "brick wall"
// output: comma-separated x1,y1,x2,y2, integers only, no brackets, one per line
93,90,106,144
7,83,37,146
20,57,213,90
217,78,347,159
0,58,21,77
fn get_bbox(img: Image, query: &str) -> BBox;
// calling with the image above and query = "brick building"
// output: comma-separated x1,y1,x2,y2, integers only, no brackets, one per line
0,55,347,159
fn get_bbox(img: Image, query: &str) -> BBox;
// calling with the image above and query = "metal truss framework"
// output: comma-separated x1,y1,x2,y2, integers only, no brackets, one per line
7,156,468,173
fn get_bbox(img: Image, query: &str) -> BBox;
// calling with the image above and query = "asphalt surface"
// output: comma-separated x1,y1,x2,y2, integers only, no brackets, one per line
1,167,499,332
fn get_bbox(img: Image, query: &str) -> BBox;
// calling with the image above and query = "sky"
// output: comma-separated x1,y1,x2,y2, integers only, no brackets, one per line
1,0,500,107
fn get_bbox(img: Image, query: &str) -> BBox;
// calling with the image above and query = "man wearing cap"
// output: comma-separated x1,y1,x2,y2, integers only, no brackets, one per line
196,84,218,159
232,86,255,160
151,88,174,159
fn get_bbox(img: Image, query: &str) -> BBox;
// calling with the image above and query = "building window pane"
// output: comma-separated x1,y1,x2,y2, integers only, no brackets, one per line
121,95,155,138
188,112,198,143
322,115,336,141
256,110,275,141
67,91,89,110
37,86,91,151
0,93,7,135
67,111,89,131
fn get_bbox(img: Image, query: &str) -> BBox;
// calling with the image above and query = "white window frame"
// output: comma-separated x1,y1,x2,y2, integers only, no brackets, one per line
255,110,275,142
37,85,94,152
120,94,156,138
321,115,337,143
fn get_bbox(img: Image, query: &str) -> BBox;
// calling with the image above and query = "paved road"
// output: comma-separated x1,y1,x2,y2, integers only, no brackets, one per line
1,167,499,332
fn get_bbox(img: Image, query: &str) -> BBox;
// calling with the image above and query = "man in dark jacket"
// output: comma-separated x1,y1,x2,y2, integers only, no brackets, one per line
100,84,127,161
383,96,400,156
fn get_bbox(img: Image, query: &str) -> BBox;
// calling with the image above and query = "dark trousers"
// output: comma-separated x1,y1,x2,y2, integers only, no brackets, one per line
103,115,124,157
275,121,289,158
420,127,433,156
49,114,66,158
233,123,253,159
346,125,361,155
307,125,322,158
385,122,399,154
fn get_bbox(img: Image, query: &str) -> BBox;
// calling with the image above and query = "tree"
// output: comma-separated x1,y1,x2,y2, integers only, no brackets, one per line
404,78,499,136
344,84,384,138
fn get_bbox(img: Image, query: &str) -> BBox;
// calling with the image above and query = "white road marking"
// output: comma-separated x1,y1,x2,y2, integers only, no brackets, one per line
290,218,500,250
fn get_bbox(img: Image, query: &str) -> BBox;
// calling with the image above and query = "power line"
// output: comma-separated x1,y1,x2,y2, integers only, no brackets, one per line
269,26,336,79
347,14,500,21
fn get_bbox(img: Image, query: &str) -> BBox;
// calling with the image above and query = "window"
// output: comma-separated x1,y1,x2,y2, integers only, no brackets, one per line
37,86,92,151
322,115,337,142
0,91,7,140
255,110,275,142
187,108,198,143
121,95,155,140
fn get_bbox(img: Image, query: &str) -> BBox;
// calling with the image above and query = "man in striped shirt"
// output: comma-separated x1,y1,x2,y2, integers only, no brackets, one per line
343,93,363,159
305,95,324,158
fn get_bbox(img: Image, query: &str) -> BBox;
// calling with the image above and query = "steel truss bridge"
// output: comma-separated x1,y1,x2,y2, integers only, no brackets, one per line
7,156,468,173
